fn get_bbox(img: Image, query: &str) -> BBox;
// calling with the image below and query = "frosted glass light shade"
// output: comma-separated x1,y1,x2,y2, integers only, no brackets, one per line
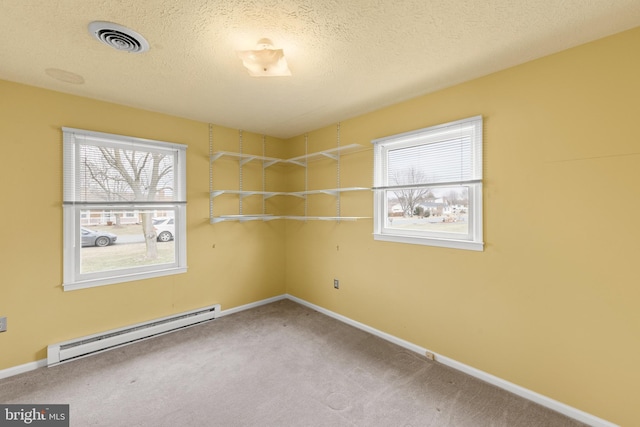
237,39,291,77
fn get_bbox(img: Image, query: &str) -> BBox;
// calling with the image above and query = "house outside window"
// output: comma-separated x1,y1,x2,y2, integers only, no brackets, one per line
62,128,187,291
372,116,483,251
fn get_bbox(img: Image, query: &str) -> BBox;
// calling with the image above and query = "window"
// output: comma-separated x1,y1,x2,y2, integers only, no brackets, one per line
372,116,483,251
63,128,187,291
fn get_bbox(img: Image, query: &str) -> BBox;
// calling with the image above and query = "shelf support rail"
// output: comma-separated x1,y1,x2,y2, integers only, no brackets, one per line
239,130,244,215
304,134,309,219
262,134,266,215
209,124,214,222
336,122,341,221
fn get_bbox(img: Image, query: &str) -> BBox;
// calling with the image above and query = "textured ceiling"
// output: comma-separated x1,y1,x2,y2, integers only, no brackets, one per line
1,1,640,138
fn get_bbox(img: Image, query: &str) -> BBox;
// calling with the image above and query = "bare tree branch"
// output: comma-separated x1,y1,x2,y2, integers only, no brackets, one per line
391,167,433,216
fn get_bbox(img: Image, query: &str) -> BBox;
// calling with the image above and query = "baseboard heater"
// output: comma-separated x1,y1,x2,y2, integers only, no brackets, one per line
47,304,221,366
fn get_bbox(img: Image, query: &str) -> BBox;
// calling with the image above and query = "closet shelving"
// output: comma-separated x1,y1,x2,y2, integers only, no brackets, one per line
209,151,283,168
209,124,370,224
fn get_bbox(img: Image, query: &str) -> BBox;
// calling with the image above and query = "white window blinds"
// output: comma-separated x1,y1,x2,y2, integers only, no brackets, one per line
374,116,482,189
63,128,187,206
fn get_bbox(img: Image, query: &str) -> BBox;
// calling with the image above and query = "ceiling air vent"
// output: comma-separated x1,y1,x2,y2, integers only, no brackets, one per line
88,21,149,53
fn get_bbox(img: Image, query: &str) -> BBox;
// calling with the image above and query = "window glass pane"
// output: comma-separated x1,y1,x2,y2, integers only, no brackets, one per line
385,186,469,235
79,209,176,275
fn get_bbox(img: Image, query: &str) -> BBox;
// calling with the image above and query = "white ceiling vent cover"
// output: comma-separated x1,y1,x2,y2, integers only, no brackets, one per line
88,21,149,53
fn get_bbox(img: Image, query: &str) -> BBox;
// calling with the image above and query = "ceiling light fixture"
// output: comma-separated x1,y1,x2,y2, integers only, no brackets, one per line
237,38,291,77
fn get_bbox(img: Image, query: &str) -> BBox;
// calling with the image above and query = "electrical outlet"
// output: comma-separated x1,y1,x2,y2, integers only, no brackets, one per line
0,316,7,333
334,279,339,289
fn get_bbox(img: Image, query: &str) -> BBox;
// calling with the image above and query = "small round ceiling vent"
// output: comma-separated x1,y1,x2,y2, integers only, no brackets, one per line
88,21,149,53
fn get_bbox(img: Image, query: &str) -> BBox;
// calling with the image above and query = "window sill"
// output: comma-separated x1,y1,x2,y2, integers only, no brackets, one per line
63,266,188,292
373,233,484,251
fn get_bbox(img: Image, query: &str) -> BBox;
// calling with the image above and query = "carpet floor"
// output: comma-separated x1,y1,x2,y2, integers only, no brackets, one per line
0,299,587,426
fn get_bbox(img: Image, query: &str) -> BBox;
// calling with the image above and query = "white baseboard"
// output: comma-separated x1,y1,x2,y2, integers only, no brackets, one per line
0,359,47,380
218,294,287,317
286,294,618,427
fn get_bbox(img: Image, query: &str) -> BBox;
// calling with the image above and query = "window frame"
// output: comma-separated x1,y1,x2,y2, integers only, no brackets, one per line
372,116,484,251
62,128,188,291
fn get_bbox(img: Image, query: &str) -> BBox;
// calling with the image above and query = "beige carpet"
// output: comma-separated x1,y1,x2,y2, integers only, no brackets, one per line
0,299,586,426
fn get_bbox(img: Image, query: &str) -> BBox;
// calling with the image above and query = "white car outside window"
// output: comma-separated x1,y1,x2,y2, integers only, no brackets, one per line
153,217,175,242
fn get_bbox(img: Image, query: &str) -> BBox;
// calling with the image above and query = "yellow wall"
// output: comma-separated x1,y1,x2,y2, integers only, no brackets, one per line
1,25,639,426
284,27,640,426
0,81,286,370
